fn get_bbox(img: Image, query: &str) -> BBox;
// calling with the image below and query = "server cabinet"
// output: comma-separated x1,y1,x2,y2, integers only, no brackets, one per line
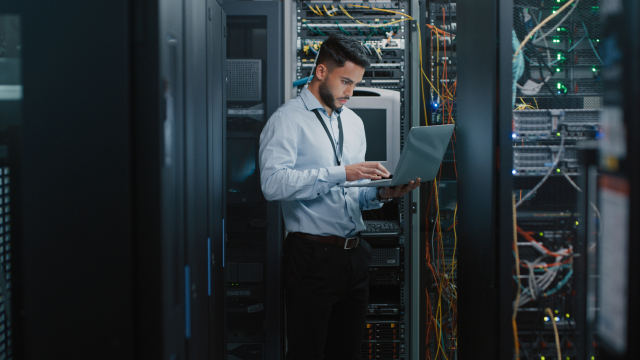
0,0,226,358
222,2,284,359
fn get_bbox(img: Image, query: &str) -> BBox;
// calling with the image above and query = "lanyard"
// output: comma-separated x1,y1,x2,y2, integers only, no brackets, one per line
312,109,344,166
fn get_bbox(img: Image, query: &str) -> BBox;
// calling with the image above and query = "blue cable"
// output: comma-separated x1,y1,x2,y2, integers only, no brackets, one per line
293,76,313,87
543,268,574,297
512,30,525,108
581,20,603,65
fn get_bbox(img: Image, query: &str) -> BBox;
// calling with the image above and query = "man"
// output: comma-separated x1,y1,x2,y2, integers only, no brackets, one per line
259,34,420,360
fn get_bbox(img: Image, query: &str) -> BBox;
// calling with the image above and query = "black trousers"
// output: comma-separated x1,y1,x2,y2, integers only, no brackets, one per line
283,233,372,360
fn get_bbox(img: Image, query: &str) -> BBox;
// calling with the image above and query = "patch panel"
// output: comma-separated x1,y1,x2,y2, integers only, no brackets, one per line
296,0,409,94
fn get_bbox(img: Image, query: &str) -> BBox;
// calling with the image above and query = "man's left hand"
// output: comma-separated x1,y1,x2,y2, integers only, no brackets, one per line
379,178,421,199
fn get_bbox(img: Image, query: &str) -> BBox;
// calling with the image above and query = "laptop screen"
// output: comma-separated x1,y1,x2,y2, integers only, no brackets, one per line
350,108,387,162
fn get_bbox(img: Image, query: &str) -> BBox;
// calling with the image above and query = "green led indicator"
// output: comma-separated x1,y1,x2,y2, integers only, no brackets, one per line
592,67,597,72
566,313,570,318
544,316,550,321
555,310,559,314
556,68,561,72
539,232,544,237
575,221,579,225
542,356,546,360
557,83,562,89
557,132,561,136
557,168,561,173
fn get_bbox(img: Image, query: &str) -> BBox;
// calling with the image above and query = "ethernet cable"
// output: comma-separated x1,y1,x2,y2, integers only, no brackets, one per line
532,0,581,45
514,0,576,59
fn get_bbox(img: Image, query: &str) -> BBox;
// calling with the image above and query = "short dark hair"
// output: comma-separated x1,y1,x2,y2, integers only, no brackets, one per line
314,34,370,77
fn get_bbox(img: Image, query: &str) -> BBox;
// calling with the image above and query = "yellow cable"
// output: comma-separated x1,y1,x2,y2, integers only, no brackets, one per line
308,4,321,16
315,4,323,16
514,0,575,58
436,28,440,101
323,4,334,16
418,25,428,125
449,203,458,281
347,4,413,19
545,308,562,360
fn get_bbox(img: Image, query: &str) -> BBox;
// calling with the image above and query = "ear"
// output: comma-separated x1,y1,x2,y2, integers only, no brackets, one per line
315,63,328,81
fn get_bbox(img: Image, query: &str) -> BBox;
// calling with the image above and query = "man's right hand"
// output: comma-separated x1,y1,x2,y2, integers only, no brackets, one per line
344,162,391,181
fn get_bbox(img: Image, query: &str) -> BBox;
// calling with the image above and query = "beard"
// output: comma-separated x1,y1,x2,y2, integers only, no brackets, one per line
318,79,349,111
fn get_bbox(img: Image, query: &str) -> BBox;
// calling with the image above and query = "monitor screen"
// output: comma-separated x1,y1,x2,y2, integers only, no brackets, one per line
227,138,259,193
350,108,387,162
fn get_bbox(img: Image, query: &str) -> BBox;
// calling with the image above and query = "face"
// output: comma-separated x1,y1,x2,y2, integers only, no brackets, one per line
316,61,365,111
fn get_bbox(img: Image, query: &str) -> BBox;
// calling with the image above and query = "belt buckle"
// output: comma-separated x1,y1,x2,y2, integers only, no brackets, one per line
343,236,360,250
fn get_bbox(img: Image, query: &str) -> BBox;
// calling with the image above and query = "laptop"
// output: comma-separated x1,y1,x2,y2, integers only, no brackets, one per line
341,124,454,188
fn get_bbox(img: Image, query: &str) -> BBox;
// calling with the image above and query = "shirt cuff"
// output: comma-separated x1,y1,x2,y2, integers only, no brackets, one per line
327,166,347,186
367,187,381,203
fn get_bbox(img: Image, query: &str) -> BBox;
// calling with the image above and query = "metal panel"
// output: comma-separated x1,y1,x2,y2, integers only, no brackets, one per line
208,0,226,357
456,0,513,359
227,59,262,101
185,0,210,356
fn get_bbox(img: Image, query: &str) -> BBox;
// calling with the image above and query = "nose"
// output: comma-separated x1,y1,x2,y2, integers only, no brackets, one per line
346,85,355,98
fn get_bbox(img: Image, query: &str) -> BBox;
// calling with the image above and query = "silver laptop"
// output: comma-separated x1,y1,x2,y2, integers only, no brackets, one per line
341,124,454,188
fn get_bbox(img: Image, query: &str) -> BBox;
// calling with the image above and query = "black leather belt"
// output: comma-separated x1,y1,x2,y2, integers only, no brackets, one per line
292,232,361,249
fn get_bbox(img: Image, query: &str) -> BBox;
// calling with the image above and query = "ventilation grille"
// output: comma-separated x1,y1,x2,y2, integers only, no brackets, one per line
227,59,262,101
370,248,400,267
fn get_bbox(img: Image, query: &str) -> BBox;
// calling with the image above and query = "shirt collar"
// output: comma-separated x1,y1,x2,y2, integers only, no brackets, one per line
300,87,343,116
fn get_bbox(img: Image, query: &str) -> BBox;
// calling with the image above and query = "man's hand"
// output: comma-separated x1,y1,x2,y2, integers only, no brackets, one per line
379,178,421,199
345,162,390,181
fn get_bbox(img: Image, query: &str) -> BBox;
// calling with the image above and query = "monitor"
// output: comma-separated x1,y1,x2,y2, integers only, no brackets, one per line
346,88,401,173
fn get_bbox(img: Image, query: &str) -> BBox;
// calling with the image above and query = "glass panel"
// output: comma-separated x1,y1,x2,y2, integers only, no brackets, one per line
0,13,20,360
225,15,268,350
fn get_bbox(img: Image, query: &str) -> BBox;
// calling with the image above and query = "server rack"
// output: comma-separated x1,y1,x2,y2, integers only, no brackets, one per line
222,2,284,359
510,2,604,359
420,3,459,359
